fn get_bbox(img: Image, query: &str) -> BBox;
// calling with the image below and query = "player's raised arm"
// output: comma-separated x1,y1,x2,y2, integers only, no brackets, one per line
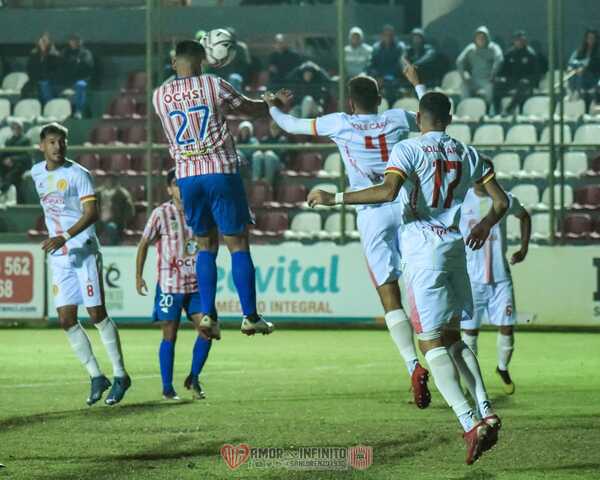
466,175,509,250
510,199,531,265
264,89,316,135
402,58,427,100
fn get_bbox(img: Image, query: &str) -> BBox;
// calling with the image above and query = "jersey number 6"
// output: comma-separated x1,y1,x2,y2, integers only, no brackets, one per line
169,105,210,146
431,159,462,208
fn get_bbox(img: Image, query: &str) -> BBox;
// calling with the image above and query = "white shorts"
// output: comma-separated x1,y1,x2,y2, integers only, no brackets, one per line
50,252,104,309
356,204,403,287
461,280,516,329
404,265,473,335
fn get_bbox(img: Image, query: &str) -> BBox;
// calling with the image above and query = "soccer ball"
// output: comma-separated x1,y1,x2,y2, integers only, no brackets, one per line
201,29,236,69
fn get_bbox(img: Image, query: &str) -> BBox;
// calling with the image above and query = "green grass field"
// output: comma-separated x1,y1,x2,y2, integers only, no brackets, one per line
1,328,599,480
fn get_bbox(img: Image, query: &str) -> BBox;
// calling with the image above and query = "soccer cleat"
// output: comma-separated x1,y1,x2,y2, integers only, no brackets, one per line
496,367,515,395
411,363,431,409
463,421,490,465
241,315,274,336
184,374,206,399
105,375,132,405
86,375,111,406
199,314,221,340
481,414,502,453
162,388,181,401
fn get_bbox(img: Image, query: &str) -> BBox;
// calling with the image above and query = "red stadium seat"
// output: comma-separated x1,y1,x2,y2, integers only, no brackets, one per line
274,184,307,206
561,213,592,239
574,185,600,209
247,180,273,208
253,211,289,236
289,152,323,174
90,124,118,144
106,95,137,118
253,117,270,139
125,71,147,92
123,124,147,144
102,153,132,173
77,154,101,171
587,154,600,176
136,101,148,117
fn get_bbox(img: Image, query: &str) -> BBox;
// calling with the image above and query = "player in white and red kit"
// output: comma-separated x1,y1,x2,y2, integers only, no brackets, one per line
31,122,130,406
153,39,274,339
264,64,432,409
136,169,213,400
308,92,510,465
460,185,531,394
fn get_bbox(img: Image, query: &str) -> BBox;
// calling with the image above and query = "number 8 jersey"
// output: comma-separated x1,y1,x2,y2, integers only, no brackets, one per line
384,131,495,270
153,75,244,178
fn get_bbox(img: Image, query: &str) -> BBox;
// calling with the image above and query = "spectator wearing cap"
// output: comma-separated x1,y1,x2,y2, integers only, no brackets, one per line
568,29,600,101
456,25,503,108
344,27,373,78
96,173,135,245
25,32,61,104
495,30,543,114
61,34,95,119
268,34,303,87
0,119,31,202
368,25,405,104
285,60,331,117
403,28,439,86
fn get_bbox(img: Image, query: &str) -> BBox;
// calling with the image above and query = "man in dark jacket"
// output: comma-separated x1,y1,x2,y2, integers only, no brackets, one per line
285,60,331,116
0,120,31,200
368,24,405,103
26,33,61,104
268,34,303,88
403,28,439,86
61,34,95,118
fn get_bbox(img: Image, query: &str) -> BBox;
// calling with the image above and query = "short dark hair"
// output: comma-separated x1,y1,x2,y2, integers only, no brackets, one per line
40,122,68,141
166,168,176,186
175,40,206,61
419,92,452,125
348,75,380,112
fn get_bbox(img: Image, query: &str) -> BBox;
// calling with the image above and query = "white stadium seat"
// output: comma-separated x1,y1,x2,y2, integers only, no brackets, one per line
454,97,486,122
25,125,43,145
540,124,572,144
473,124,504,145
13,99,41,121
284,212,322,240
510,184,540,209
311,183,338,194
492,152,521,179
521,152,550,178
559,98,585,121
393,97,419,113
506,214,521,241
573,124,600,145
562,152,588,177
518,96,550,121
537,69,561,94
541,184,574,210
505,124,538,145
446,124,471,143
438,70,463,95
42,98,72,121
0,126,12,147
0,98,10,122
323,153,342,176
0,72,29,95
319,212,356,240
532,213,551,240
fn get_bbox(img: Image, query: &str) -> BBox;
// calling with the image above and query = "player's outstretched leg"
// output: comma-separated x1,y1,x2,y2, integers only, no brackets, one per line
88,307,131,405
159,321,180,400
59,306,110,406
461,329,479,356
496,326,515,395
185,317,213,399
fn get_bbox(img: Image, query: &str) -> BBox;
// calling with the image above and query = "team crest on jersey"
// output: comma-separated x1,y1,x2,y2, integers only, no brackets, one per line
56,179,68,192
185,239,198,256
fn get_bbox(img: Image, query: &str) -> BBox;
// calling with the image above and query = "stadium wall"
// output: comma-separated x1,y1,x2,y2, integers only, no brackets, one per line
1,243,599,327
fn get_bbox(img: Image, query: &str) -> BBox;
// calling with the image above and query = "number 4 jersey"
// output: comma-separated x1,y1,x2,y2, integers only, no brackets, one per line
153,74,243,178
384,131,495,270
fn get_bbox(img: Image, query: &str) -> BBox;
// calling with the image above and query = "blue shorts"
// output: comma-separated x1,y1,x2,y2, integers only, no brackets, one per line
152,284,202,322
177,173,252,236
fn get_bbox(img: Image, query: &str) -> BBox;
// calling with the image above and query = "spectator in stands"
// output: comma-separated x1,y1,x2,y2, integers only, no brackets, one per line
253,120,288,185
344,26,373,78
61,34,95,119
495,30,543,115
236,120,259,169
97,173,135,246
25,32,61,105
456,25,503,109
0,120,31,203
403,28,439,86
285,61,331,117
568,29,600,101
368,24,405,103
268,34,303,87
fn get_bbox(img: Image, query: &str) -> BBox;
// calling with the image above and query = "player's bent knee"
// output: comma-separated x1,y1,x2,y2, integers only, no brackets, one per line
462,328,480,336
87,305,108,324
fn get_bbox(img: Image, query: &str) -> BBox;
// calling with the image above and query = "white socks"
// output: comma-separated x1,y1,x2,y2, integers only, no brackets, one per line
461,332,479,356
384,309,419,375
449,341,494,418
66,323,102,378
497,333,514,371
425,346,476,431
94,317,126,377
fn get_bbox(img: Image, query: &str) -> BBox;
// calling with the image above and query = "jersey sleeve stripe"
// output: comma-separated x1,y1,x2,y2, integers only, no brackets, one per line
311,119,318,136
477,171,496,185
80,194,96,203
384,166,407,179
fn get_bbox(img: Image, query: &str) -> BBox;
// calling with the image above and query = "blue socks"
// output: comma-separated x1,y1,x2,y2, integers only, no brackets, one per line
196,251,217,315
231,251,257,316
159,339,175,393
191,336,212,379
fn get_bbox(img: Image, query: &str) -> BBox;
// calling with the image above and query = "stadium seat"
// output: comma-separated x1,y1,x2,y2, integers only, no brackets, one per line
540,184,573,210
125,71,147,92
518,96,550,121
311,183,338,194
437,70,463,95
25,126,43,145
587,154,600,176
274,184,307,206
254,211,289,235
77,154,101,171
106,96,137,118
0,98,10,122
506,214,520,241
561,152,587,177
247,180,273,208
573,124,600,145
492,152,521,179
561,213,592,239
103,153,132,173
446,124,471,143
0,72,28,95
377,98,390,114
392,97,419,112
42,98,72,121
122,124,147,144
454,98,486,122
90,124,118,144
319,212,356,240
531,213,551,240
285,211,322,240
510,184,539,209
27,215,48,241
539,124,572,144
473,124,504,145
520,152,550,178
323,152,342,176
573,185,600,210
505,124,538,145
537,69,561,94
13,99,42,121
136,101,148,117
131,210,149,231
558,98,585,121
287,152,322,175
0,126,12,147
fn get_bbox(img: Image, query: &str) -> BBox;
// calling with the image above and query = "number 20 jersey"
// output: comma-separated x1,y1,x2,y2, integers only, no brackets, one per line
153,75,244,178
384,131,495,270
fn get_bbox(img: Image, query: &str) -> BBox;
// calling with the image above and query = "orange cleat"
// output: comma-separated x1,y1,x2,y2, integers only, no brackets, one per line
481,414,502,452
411,363,431,409
463,421,490,465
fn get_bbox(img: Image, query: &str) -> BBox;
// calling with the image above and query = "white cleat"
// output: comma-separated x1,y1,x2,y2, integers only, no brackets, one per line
199,314,221,340
241,315,274,336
